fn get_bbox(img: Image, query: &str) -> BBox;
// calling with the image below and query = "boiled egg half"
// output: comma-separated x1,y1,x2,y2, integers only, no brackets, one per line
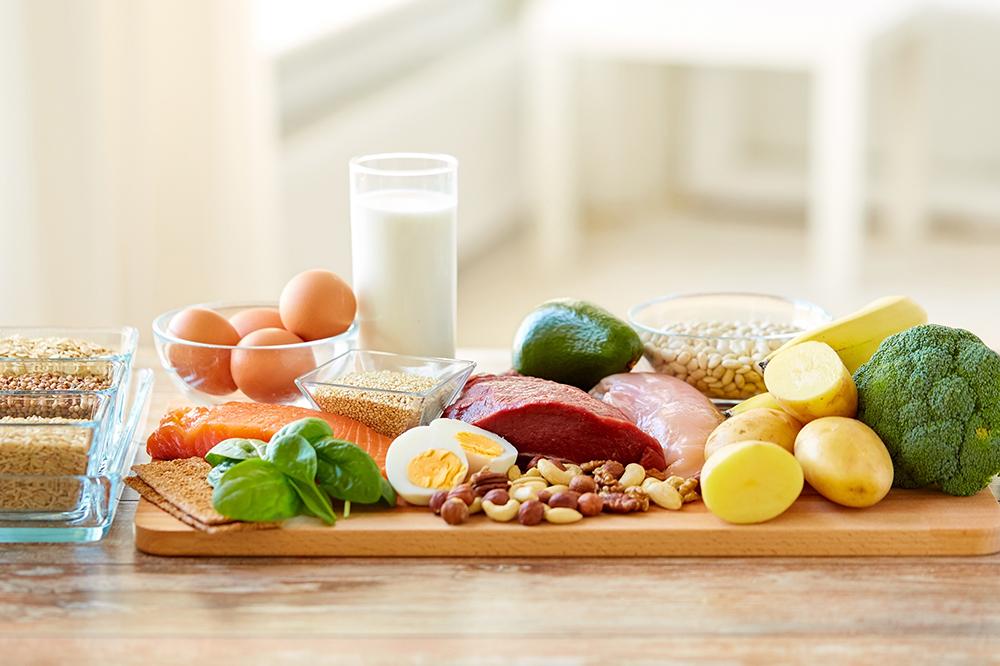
386,426,470,506
428,419,517,474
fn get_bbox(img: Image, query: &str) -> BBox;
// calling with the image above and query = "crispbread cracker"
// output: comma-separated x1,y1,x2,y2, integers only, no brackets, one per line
126,476,276,534
131,458,230,525
128,458,278,533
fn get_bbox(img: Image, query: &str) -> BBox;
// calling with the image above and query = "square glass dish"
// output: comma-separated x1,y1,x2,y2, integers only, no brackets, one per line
0,368,153,541
0,391,116,474
296,350,476,438
0,326,139,365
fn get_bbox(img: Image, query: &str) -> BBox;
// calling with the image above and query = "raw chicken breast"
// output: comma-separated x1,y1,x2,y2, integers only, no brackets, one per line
590,373,724,478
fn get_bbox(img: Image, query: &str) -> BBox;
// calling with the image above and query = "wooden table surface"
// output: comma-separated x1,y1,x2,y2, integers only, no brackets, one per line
3,349,1000,664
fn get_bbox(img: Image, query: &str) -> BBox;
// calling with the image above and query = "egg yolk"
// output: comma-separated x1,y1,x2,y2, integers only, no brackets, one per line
407,449,466,489
455,431,503,458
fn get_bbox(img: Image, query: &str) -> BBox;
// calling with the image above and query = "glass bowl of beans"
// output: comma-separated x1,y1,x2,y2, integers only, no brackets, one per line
628,293,831,406
296,350,476,438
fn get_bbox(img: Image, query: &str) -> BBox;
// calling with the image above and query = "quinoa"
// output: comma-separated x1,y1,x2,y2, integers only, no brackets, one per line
0,335,114,360
311,370,438,438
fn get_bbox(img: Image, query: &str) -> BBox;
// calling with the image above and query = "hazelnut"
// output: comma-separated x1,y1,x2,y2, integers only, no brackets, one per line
569,475,597,494
440,497,470,525
483,488,509,505
447,484,475,506
577,492,603,517
517,499,545,526
537,488,554,504
548,490,580,510
429,490,449,514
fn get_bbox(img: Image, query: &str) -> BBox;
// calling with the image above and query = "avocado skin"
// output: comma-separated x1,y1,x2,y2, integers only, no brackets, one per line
512,299,643,391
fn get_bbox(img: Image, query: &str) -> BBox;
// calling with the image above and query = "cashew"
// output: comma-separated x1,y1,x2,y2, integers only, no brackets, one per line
544,506,583,524
544,484,569,495
641,477,660,492
482,498,520,522
507,464,522,481
512,485,541,502
525,467,544,478
510,477,547,492
469,496,483,515
537,459,575,485
646,480,682,510
619,463,645,488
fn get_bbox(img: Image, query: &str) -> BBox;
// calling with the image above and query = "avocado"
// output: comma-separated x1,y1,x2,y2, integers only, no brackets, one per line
512,299,643,390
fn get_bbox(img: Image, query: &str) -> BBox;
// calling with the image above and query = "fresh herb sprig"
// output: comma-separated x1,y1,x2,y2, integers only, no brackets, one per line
205,418,391,525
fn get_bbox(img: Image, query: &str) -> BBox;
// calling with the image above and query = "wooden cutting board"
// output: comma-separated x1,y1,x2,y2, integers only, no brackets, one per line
133,488,1000,557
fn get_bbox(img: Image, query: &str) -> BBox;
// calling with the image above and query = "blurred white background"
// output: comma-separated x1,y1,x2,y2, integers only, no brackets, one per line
3,0,1000,347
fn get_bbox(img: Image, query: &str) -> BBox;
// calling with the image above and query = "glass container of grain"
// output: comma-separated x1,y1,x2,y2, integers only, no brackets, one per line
296,350,475,438
628,293,831,406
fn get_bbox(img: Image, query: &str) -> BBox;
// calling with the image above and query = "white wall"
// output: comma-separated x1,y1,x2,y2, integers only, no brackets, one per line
278,29,524,283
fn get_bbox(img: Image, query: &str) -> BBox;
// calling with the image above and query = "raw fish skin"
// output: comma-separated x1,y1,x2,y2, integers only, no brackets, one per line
146,401,391,471
444,374,666,469
590,373,724,478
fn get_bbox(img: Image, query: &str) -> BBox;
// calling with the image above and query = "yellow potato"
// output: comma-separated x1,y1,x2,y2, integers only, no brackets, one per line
705,408,802,460
794,417,894,508
763,341,857,422
700,440,804,524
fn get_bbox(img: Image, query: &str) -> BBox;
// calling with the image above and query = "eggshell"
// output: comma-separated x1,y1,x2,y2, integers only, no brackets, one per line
231,328,316,403
279,269,356,341
167,307,240,395
229,307,284,338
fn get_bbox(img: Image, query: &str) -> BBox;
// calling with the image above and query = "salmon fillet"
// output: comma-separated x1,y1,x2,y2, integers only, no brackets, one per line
146,402,391,471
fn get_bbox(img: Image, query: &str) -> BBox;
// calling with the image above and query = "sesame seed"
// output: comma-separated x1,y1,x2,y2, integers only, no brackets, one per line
310,370,438,438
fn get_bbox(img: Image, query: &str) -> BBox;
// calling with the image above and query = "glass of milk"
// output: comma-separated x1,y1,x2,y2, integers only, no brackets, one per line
349,153,457,358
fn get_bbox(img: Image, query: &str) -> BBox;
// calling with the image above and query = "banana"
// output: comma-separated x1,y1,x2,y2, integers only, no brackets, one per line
762,295,927,373
723,391,785,418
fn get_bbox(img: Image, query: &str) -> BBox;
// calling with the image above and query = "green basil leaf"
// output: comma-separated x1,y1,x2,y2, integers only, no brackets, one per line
314,437,382,504
206,459,237,488
212,458,301,522
289,477,336,525
265,433,317,484
274,417,334,446
379,477,397,506
205,438,266,467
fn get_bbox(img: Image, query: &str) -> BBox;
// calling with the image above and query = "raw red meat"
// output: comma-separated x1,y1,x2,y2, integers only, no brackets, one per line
443,374,666,469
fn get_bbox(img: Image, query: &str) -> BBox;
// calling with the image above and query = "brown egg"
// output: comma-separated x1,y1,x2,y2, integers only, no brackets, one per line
279,269,356,341
231,328,316,403
229,307,284,338
167,307,240,395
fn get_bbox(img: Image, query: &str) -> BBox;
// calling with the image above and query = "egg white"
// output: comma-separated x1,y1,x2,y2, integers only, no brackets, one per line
428,419,518,475
385,424,470,506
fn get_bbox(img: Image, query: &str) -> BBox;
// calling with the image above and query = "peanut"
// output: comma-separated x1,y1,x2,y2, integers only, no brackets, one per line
619,463,645,488
646,480,682,510
537,458,576,485
482,498,520,522
544,506,583,524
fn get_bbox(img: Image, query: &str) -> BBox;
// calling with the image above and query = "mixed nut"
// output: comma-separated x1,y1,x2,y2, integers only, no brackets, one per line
428,457,699,526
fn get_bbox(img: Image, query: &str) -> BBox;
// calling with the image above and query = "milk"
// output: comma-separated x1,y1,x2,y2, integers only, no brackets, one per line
351,189,457,358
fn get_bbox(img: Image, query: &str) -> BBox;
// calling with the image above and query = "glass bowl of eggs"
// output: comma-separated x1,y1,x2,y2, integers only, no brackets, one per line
152,270,358,405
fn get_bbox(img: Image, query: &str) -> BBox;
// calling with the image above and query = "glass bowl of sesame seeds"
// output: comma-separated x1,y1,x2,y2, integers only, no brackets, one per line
296,350,476,438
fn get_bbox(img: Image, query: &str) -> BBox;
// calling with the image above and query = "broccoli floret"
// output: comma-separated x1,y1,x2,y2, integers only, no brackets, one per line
854,324,1000,496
